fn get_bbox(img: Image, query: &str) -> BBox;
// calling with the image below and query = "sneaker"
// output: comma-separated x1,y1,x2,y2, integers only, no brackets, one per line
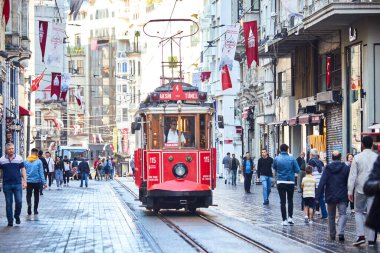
339,235,345,242
309,220,313,224
353,237,366,246
27,206,32,215
287,217,294,225
225,180,227,184
281,220,288,226
368,241,376,247
315,211,320,217
305,218,309,224
351,210,355,215
7,223,13,227
15,217,20,225
330,236,336,241
263,201,269,205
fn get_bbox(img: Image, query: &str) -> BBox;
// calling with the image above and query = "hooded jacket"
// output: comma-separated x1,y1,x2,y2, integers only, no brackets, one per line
24,155,46,184
316,161,349,203
364,155,380,231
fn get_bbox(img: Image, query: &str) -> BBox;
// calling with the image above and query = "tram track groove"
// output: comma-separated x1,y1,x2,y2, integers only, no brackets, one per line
116,178,274,253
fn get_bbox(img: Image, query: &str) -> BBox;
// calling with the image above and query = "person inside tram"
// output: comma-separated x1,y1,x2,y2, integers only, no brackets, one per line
164,119,185,145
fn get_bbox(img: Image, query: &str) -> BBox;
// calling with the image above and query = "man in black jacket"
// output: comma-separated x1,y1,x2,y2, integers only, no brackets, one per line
78,156,90,188
316,150,350,241
257,148,273,205
38,150,48,195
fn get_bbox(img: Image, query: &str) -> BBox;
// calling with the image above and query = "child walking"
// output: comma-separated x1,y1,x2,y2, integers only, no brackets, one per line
301,165,317,224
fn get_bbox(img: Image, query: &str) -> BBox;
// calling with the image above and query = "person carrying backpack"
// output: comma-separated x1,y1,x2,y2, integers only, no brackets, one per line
104,157,111,181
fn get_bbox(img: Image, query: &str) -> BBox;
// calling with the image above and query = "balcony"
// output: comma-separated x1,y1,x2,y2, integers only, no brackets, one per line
303,0,380,30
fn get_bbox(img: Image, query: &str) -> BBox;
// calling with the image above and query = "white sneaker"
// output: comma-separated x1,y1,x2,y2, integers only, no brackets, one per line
309,220,313,224
287,217,294,225
281,220,288,226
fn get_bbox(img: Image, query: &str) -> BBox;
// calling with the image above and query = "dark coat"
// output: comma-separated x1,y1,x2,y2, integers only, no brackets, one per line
39,156,49,174
316,161,350,203
78,160,90,174
364,155,380,231
242,157,254,174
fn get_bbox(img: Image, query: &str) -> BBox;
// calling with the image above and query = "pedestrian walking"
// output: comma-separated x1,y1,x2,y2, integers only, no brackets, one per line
54,156,64,189
229,154,240,186
348,136,378,247
78,156,90,187
308,149,328,219
241,152,255,193
346,153,355,214
297,152,306,193
62,155,71,187
222,152,231,184
0,143,27,226
130,157,135,178
273,144,300,226
316,151,350,241
45,151,54,188
38,150,48,195
104,157,111,180
363,155,380,234
110,158,116,179
24,148,47,215
257,148,273,205
301,166,316,224
71,157,79,180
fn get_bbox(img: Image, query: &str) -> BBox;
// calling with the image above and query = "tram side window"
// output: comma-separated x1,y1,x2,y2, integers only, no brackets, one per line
164,116,195,148
150,114,160,149
200,114,206,149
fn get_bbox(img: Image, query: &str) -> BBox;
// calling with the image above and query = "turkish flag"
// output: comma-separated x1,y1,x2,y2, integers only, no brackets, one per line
39,21,48,63
2,0,10,25
75,89,82,106
31,71,45,92
243,21,259,69
51,72,61,99
201,71,211,82
221,65,232,91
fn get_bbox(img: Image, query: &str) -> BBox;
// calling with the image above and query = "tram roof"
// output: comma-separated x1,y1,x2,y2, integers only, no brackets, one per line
137,102,214,115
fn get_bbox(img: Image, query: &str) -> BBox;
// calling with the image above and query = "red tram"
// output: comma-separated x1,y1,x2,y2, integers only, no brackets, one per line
132,82,216,212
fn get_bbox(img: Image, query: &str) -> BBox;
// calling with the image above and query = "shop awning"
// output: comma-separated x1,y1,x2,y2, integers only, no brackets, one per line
288,117,298,126
19,105,33,116
310,114,322,124
298,114,310,124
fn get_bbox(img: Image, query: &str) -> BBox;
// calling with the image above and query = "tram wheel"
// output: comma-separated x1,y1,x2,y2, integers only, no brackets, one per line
153,208,160,214
188,207,197,213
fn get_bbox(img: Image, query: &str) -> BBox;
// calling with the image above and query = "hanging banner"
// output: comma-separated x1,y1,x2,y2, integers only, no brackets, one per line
113,128,118,154
243,21,259,69
47,23,65,67
70,0,85,20
201,71,211,82
221,64,232,91
123,128,129,154
39,21,48,63
218,24,240,71
2,0,10,25
60,73,71,100
51,72,61,99
326,56,331,90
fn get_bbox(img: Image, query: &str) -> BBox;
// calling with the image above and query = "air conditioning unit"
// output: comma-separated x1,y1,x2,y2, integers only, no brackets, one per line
316,90,342,104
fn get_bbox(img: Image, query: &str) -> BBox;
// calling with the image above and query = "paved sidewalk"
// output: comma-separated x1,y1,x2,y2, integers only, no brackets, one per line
0,180,153,253
212,176,380,253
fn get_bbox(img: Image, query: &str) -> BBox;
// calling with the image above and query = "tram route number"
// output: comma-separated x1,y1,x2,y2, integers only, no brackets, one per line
203,156,210,163
149,156,157,169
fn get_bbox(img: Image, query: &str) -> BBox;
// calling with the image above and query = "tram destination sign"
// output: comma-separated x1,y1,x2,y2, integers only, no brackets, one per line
159,84,199,101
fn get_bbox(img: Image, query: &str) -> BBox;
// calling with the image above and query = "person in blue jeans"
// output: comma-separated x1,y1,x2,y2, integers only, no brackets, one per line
257,148,274,205
309,149,328,219
0,143,27,226
241,152,255,193
78,156,90,187
229,154,240,186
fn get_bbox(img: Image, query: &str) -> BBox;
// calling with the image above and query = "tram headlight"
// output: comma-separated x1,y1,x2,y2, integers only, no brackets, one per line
172,163,188,179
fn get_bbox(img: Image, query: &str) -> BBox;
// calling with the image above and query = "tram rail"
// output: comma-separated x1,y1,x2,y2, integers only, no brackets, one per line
115,178,273,253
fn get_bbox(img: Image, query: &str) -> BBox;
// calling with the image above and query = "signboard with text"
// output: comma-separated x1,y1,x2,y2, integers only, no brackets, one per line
147,152,161,189
159,84,198,101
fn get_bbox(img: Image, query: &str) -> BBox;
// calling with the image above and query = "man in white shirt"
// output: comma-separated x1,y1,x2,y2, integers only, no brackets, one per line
45,152,55,188
348,136,378,247
165,120,185,144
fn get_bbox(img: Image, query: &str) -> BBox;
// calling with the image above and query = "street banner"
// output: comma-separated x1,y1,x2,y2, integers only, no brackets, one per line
192,72,201,89
70,0,84,20
221,64,232,91
2,0,10,25
60,73,71,100
326,56,331,90
39,21,48,63
218,24,240,71
122,128,129,153
113,128,118,154
75,89,82,106
51,72,61,99
31,69,46,92
47,23,65,67
243,21,259,69
201,71,211,82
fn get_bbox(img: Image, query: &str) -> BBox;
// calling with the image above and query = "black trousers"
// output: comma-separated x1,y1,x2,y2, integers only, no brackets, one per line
277,183,295,221
48,172,54,187
244,173,253,193
26,183,40,211
63,171,70,184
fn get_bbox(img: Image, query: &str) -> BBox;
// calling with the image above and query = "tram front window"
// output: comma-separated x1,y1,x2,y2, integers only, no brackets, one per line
164,116,195,148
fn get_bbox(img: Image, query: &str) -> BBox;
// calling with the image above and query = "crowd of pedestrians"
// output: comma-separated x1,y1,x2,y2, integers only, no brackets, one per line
221,135,379,247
